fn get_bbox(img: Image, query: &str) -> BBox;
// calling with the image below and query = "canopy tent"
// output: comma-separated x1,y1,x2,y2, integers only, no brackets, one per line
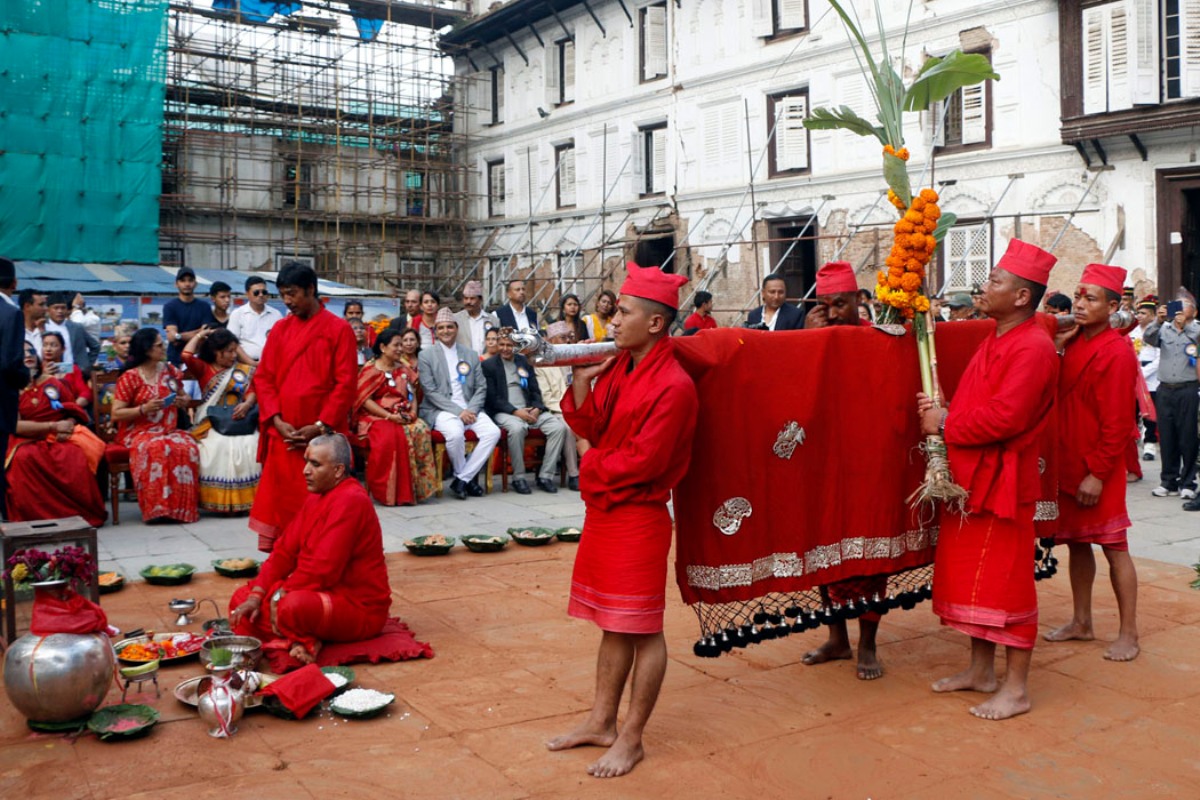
14,262,389,297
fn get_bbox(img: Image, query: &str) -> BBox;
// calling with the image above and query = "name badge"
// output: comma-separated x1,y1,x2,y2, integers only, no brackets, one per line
517,365,529,388
456,360,471,384
44,384,63,410
1187,343,1197,367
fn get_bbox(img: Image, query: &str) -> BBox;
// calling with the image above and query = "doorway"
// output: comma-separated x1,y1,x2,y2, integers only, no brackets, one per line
634,233,676,273
766,216,818,301
1156,168,1200,298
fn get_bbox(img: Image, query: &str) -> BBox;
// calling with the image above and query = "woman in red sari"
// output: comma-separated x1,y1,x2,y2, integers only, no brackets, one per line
6,342,106,526
41,331,92,409
110,328,200,523
351,328,436,505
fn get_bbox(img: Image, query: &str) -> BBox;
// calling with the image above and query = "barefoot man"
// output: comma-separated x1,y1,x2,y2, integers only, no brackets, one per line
547,263,697,777
229,434,391,665
1044,263,1141,661
802,261,887,680
917,239,1059,720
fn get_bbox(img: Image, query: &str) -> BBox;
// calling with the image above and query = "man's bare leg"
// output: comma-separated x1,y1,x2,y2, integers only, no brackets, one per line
546,631,630,751
589,632,666,779
802,619,853,666
855,618,883,680
932,636,998,693
1044,542,1097,642
1102,547,1140,661
970,645,1032,720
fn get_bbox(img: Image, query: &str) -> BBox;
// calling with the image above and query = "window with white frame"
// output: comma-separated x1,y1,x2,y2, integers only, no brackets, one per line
639,124,667,196
556,143,576,208
927,49,991,150
489,65,505,124
751,0,808,38
558,251,582,296
702,101,741,185
1082,0,1200,113
942,222,992,292
548,38,575,105
767,89,810,176
487,159,505,218
640,4,667,83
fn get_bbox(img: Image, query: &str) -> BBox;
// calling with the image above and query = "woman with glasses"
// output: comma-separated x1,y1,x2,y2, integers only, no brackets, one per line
351,327,437,505
182,326,261,514
5,342,106,526
110,328,201,522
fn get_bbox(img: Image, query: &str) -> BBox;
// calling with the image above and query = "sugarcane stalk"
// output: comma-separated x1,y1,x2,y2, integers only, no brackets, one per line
908,309,969,513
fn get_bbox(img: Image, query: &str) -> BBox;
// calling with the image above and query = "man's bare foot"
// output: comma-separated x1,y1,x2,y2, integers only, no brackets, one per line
1104,636,1140,662
546,722,617,751
801,640,853,666
1043,621,1094,643
969,688,1031,721
587,737,644,778
288,642,319,665
931,668,997,694
856,650,884,680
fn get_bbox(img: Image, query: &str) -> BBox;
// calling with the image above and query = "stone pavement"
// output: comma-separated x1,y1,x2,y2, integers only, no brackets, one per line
1,478,1198,799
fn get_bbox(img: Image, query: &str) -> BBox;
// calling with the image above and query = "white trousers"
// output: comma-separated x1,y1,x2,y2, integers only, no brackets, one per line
433,410,500,482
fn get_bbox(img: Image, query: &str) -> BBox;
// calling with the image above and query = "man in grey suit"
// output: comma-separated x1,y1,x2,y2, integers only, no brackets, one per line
454,280,499,353
46,291,99,377
418,307,501,500
0,259,31,518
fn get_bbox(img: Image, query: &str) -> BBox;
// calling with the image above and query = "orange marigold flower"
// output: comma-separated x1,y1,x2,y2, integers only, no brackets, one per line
895,220,915,235
897,147,910,161
911,197,926,213
887,274,903,289
889,266,904,278
887,190,907,211
903,210,923,225
902,307,915,319
900,272,922,292
885,255,903,268
904,258,923,272
924,205,941,221
920,188,939,203
909,233,926,249
914,296,931,313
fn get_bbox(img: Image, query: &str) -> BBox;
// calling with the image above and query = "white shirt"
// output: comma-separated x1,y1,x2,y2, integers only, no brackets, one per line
44,319,74,366
466,312,489,353
762,307,779,331
70,307,102,340
24,326,42,356
1130,324,1160,392
440,342,468,407
227,303,282,360
508,303,535,333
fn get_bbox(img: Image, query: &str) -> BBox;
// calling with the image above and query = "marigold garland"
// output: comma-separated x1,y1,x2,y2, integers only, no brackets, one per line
876,177,940,320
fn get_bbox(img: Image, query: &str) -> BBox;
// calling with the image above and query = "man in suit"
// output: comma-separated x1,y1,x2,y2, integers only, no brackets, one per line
45,291,99,377
745,273,803,330
495,278,538,332
0,265,31,519
483,333,566,494
388,289,422,331
455,280,499,353
418,308,501,500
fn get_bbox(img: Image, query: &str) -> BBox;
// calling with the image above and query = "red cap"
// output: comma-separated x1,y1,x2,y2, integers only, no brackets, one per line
619,262,689,310
815,261,857,295
1079,263,1127,296
996,239,1056,286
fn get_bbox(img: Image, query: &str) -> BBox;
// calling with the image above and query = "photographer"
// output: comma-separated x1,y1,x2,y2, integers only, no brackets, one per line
1143,297,1200,501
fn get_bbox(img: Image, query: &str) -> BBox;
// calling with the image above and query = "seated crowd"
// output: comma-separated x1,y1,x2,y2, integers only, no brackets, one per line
4,263,599,526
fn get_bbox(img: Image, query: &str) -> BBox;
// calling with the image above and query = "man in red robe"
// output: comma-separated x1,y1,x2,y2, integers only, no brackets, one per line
800,261,887,680
547,263,697,778
917,239,1059,721
230,434,391,664
249,264,358,551
1044,263,1140,661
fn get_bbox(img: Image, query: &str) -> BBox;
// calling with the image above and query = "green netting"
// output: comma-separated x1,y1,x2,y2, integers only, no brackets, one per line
0,0,168,264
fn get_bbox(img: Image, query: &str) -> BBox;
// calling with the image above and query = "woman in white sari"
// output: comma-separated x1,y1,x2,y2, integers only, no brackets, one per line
183,328,261,514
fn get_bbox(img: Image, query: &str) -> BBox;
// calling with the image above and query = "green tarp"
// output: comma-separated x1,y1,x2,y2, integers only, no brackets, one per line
0,0,168,263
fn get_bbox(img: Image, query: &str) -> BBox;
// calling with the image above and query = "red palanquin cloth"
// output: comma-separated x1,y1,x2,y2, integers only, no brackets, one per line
670,318,1060,609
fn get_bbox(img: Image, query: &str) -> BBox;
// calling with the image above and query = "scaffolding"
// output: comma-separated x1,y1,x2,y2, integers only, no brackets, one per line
160,0,471,290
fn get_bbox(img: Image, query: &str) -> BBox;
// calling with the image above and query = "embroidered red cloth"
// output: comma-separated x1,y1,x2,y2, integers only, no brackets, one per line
258,664,335,719
669,318,1059,609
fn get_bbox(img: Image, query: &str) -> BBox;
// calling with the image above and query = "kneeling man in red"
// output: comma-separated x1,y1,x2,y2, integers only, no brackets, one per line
229,433,394,667
547,263,698,778
1044,263,1141,661
917,239,1059,720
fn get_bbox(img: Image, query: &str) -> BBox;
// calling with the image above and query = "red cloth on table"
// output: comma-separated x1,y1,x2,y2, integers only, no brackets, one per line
249,308,357,550
1056,326,1138,550
258,664,334,718
683,313,717,332
668,319,1061,611
233,479,391,657
561,337,698,633
6,379,106,526
114,365,200,523
258,617,434,674
936,315,1059,650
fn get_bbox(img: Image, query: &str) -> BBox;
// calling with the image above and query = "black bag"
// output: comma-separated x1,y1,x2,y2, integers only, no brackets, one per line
206,404,259,437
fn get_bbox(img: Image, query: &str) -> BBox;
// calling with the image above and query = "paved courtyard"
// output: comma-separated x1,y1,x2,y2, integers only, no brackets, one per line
0,478,1198,799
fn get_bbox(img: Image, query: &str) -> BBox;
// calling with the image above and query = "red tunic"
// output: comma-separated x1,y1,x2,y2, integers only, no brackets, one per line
249,309,358,550
562,337,698,633
1056,327,1138,549
683,313,717,331
232,479,391,655
936,315,1058,649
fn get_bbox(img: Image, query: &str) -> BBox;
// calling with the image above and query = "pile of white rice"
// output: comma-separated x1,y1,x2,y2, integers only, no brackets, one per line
331,688,393,714
326,673,349,690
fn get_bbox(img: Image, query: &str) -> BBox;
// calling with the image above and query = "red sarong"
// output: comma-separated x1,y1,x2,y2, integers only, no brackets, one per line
249,309,358,550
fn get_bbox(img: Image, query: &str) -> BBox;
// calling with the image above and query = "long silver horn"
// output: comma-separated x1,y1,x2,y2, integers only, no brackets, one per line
508,330,620,366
